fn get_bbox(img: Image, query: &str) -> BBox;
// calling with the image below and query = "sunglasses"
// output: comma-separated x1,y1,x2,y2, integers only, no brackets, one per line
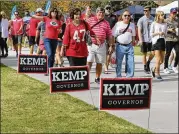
124,15,130,17
106,7,111,10
161,14,164,16
144,10,149,12
14,14,18,15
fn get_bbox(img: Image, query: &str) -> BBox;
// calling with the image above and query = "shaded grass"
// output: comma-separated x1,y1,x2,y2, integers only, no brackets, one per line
1,64,152,133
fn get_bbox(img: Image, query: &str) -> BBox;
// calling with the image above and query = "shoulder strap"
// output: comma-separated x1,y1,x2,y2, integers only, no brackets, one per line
122,22,130,34
91,19,104,29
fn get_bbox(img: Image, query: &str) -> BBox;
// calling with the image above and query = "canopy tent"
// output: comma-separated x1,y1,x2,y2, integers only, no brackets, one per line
156,1,178,14
114,5,156,15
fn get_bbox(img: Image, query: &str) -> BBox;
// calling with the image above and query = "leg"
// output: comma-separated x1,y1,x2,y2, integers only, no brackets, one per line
115,44,125,77
126,44,134,77
44,38,52,68
50,39,58,67
18,35,23,54
169,50,174,67
154,50,162,76
4,38,8,56
87,44,95,70
141,42,148,72
173,43,179,67
67,56,75,66
164,41,173,69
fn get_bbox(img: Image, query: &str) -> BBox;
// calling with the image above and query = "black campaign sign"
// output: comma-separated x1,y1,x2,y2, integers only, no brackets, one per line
50,66,89,93
100,78,152,110
18,54,48,74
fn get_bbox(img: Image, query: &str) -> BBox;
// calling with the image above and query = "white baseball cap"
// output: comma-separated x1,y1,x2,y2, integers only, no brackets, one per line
36,8,44,13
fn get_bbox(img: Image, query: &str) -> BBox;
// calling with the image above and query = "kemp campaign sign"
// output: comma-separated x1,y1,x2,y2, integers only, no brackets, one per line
18,54,48,74
50,66,89,93
100,78,152,110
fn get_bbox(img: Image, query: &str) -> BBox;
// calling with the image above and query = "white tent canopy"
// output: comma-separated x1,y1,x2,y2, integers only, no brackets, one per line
156,1,178,14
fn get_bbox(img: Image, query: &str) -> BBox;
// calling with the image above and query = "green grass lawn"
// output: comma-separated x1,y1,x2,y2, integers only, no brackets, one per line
1,64,152,133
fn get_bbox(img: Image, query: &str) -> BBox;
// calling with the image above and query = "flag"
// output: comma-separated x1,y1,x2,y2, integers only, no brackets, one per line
11,5,17,20
45,0,51,13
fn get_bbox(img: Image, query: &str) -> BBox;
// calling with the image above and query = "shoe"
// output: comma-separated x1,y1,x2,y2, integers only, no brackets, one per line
168,65,173,70
172,67,178,73
95,78,100,84
146,63,151,73
4,53,8,57
151,67,155,78
144,68,150,74
163,68,171,74
155,75,164,81
58,64,64,67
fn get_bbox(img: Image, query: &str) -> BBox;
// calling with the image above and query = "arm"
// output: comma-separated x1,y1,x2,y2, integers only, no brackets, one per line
137,19,143,43
31,15,44,21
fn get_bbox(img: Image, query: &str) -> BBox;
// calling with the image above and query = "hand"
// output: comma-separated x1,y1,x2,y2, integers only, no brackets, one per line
95,37,101,45
58,38,62,41
138,40,143,46
159,32,165,36
108,45,115,55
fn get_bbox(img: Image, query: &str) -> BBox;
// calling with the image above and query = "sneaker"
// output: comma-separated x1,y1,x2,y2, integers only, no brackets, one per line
168,65,173,70
95,78,100,84
151,67,155,78
144,68,150,74
172,67,178,73
163,68,171,74
155,75,163,81
44,73,49,76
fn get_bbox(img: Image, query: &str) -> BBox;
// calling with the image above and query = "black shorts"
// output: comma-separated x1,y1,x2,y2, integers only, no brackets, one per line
140,42,152,53
152,38,166,51
67,56,87,66
12,35,23,45
29,36,36,45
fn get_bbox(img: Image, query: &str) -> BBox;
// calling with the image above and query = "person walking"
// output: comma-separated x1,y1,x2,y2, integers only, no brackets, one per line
55,14,66,67
61,8,99,67
32,8,61,75
150,11,167,80
11,11,23,57
0,11,9,57
137,6,154,74
112,10,136,78
163,7,178,74
87,7,114,83
28,8,43,54
104,5,117,74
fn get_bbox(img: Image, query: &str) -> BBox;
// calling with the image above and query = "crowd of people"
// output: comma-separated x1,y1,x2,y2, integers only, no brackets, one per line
0,5,178,82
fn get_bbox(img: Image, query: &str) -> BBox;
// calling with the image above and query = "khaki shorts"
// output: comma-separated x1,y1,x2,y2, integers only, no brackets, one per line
87,43,106,64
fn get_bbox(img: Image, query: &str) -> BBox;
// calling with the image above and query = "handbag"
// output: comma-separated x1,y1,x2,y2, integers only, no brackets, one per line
83,19,104,46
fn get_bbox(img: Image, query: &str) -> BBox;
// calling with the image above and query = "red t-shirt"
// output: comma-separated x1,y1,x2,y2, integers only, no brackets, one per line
29,18,40,36
11,17,23,35
63,21,95,57
43,16,61,39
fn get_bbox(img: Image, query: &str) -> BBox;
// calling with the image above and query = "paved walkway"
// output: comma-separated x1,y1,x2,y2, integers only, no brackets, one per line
1,48,178,133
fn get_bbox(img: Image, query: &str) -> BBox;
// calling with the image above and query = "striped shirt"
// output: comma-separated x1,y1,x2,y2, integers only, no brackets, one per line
87,16,112,44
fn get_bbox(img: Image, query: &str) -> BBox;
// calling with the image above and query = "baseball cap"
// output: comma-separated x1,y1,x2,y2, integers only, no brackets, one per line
36,8,44,13
170,8,177,13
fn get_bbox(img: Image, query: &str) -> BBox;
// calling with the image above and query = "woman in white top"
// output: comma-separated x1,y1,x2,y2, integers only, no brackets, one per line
1,11,9,57
112,10,136,77
150,11,167,81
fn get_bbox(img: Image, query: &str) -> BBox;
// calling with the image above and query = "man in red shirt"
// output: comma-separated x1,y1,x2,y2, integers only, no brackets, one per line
11,11,23,57
28,8,43,54
87,7,115,84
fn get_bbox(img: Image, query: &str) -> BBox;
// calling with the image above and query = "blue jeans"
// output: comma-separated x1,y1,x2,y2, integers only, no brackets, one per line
116,43,134,77
44,38,58,68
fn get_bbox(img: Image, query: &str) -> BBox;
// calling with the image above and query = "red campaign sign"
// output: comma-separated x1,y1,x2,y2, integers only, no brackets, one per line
49,66,90,93
99,78,152,110
17,54,48,74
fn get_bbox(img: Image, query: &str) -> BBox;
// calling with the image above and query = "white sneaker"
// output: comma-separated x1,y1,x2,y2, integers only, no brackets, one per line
168,65,173,70
172,67,178,73
163,68,171,74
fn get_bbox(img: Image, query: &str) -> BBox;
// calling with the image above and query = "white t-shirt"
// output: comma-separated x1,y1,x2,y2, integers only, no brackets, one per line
150,22,167,45
1,18,9,38
112,21,136,44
